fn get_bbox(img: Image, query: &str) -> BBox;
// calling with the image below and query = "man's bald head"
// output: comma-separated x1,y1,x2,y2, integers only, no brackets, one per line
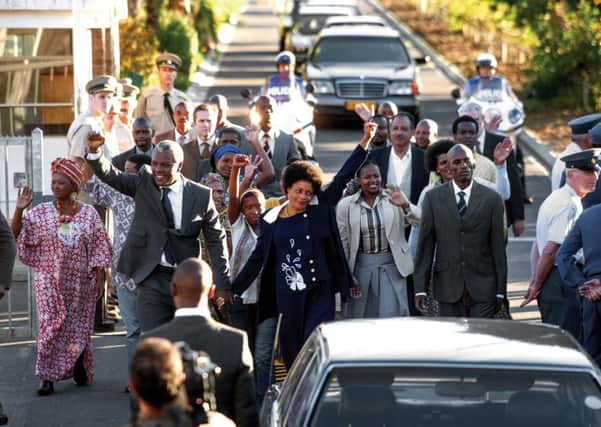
171,258,213,308
447,143,474,161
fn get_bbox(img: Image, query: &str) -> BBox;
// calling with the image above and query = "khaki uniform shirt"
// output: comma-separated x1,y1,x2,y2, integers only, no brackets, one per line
67,111,106,159
114,120,134,153
135,87,189,135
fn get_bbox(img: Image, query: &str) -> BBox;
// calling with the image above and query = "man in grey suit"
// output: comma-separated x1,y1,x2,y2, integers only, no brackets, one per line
414,144,507,317
253,95,301,197
86,137,231,331
144,258,258,427
0,211,15,425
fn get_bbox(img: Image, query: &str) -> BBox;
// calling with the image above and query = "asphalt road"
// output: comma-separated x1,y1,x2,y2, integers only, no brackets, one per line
0,2,549,426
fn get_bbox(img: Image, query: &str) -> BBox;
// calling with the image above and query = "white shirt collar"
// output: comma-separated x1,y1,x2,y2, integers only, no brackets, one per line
175,128,188,143
174,306,211,317
260,129,276,140
163,176,183,194
452,179,474,199
390,146,411,161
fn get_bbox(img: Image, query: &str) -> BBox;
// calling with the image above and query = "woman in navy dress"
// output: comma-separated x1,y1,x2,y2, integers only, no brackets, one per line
232,123,374,368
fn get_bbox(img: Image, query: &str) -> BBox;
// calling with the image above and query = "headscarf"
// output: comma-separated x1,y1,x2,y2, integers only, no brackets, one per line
50,158,84,190
213,144,241,160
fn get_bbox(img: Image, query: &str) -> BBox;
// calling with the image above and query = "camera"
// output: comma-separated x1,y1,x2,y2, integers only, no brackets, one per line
174,341,221,425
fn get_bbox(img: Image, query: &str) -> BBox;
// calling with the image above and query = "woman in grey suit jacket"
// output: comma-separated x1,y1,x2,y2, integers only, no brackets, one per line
337,161,420,318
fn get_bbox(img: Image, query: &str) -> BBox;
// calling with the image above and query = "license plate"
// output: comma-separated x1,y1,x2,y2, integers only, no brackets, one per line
345,101,377,112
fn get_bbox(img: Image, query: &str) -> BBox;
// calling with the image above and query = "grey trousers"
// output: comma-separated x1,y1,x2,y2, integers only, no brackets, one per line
137,267,176,332
438,287,496,318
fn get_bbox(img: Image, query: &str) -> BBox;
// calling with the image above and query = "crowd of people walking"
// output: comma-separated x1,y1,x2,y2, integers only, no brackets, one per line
3,47,601,426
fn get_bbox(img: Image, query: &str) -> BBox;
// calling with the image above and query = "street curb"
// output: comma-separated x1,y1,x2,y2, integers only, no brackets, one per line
364,0,555,172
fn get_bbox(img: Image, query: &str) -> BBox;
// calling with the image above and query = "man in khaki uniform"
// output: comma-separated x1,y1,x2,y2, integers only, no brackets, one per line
135,52,189,135
114,78,139,153
68,75,120,163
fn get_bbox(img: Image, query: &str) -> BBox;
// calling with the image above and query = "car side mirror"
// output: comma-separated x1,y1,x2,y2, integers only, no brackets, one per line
451,88,461,99
414,55,430,65
240,88,253,99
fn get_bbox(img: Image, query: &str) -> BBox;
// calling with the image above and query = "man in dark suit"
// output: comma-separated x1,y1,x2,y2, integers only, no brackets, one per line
145,258,258,427
154,101,194,146
182,103,219,179
253,95,301,197
366,112,428,205
86,137,231,332
414,144,507,317
112,117,155,171
0,211,15,425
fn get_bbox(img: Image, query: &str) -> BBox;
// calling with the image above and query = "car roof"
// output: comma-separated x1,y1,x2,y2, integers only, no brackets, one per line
324,15,387,27
317,25,401,38
317,318,596,371
298,5,355,15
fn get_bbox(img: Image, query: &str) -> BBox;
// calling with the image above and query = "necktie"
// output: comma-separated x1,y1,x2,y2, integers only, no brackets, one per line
163,92,175,127
457,191,467,217
161,188,177,265
200,142,210,159
262,135,272,159
178,134,185,145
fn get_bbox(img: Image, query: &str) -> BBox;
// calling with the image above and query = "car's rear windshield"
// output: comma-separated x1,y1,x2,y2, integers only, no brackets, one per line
311,37,409,64
310,366,601,427
294,15,341,34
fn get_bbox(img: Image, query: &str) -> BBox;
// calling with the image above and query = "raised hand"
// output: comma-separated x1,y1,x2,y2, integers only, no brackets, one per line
354,103,373,122
363,121,378,140
384,184,409,208
243,156,264,180
232,154,250,169
493,137,513,165
16,186,33,210
485,113,502,132
87,131,105,154
245,125,260,146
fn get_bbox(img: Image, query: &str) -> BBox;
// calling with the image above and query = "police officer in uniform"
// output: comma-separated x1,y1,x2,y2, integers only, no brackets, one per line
523,149,600,340
68,75,119,163
556,152,601,363
551,113,601,191
114,78,139,152
136,53,189,135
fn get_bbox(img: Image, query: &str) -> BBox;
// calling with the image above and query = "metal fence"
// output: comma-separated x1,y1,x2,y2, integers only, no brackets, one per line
0,129,45,339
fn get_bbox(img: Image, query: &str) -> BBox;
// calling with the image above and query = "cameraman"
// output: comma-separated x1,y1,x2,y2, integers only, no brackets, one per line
144,258,258,427
129,338,234,427
128,337,193,427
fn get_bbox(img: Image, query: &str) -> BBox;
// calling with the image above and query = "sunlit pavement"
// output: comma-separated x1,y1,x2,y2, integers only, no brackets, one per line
0,2,547,426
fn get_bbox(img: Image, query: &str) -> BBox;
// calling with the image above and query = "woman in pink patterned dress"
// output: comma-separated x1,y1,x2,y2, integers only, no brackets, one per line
11,158,111,396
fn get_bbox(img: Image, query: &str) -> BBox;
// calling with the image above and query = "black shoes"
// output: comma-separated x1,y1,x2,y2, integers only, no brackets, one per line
37,380,54,396
74,352,87,386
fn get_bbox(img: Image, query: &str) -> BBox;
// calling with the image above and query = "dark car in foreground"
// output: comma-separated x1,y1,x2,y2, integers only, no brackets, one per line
261,318,601,427
305,26,422,121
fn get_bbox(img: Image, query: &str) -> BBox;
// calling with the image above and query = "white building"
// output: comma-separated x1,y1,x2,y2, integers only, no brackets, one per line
0,0,127,202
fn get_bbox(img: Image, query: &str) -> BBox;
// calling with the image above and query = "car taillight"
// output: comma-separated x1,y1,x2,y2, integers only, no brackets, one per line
412,80,419,95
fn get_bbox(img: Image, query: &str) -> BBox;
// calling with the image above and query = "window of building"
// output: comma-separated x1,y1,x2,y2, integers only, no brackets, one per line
0,28,74,136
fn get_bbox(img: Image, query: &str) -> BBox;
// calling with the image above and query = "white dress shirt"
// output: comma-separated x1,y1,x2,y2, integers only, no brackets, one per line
260,129,276,154
160,177,184,266
387,147,412,197
174,306,212,318
452,179,473,206
175,128,189,145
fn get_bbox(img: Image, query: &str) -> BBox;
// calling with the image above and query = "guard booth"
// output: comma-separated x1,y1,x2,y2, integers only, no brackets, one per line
0,0,128,338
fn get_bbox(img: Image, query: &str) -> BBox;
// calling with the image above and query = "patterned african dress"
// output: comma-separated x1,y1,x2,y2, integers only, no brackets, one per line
17,202,112,382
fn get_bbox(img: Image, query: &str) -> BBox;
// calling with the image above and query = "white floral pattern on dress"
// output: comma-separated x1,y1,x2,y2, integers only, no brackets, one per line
280,238,307,292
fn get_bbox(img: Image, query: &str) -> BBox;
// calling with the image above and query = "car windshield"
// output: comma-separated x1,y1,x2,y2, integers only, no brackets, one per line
293,15,336,34
309,366,601,427
312,37,409,64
